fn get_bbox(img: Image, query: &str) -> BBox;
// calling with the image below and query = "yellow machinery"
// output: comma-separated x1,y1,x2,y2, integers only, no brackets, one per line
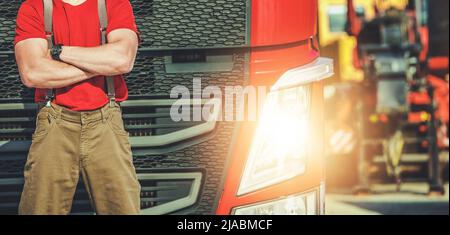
319,0,408,82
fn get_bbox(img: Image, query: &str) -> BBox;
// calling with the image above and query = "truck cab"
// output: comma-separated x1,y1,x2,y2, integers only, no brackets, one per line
0,0,332,215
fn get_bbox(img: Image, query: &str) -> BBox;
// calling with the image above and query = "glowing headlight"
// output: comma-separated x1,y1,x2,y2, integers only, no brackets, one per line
233,190,318,215
237,58,333,196
238,86,311,195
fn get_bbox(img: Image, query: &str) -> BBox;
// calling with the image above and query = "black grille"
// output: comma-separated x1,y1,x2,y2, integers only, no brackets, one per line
0,0,248,52
123,105,207,137
0,109,37,142
133,0,248,48
129,53,246,95
0,156,25,179
0,58,32,100
133,122,235,214
0,0,19,52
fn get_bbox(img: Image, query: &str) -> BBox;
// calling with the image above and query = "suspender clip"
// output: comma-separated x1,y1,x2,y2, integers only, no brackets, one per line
45,93,54,107
109,97,116,107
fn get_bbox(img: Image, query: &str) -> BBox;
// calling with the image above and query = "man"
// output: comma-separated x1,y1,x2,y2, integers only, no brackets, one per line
14,0,141,215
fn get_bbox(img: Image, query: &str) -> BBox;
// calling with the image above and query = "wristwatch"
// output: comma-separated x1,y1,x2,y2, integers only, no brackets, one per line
51,44,63,61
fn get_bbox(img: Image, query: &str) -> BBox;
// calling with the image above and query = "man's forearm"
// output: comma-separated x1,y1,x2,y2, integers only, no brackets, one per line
20,57,97,89
60,42,136,76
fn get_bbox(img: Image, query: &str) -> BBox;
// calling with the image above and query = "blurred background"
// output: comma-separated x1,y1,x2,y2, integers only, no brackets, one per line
320,0,449,214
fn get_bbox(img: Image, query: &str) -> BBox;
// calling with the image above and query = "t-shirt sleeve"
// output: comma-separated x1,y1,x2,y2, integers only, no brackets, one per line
14,1,46,46
106,0,140,40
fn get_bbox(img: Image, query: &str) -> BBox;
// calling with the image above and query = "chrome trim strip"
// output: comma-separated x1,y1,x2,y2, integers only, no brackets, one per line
131,121,216,148
140,172,203,215
128,98,221,148
0,178,23,185
271,57,334,91
0,103,37,111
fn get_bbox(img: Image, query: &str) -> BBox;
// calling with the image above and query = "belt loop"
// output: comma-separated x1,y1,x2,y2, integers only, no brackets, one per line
101,106,107,123
55,106,62,124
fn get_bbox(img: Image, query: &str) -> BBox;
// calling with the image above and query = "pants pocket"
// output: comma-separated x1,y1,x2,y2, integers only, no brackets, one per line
107,109,130,137
32,108,55,142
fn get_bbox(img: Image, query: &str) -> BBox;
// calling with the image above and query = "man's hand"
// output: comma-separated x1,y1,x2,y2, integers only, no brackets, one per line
60,29,139,76
15,38,97,89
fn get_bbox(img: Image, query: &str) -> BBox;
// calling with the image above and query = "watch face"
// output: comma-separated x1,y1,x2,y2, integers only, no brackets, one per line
52,45,62,61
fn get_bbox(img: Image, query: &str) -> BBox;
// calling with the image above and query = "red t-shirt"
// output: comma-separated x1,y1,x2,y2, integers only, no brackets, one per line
14,0,138,111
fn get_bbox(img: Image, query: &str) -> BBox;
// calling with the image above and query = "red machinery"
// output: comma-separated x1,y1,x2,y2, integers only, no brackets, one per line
349,0,448,194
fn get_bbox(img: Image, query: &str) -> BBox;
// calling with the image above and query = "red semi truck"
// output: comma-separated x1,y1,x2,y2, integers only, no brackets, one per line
0,0,332,215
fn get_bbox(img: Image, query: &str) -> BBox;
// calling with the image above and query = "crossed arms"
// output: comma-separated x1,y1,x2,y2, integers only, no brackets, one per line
15,28,139,89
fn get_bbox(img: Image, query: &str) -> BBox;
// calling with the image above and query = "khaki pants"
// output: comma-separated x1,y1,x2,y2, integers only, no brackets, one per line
19,103,141,215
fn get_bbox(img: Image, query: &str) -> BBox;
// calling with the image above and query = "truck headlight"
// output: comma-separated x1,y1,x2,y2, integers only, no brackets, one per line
237,58,333,196
233,190,318,215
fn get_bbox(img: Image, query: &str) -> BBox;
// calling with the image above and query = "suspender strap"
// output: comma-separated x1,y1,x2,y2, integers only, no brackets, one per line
43,0,53,46
98,0,116,107
43,0,55,107
98,0,108,44
41,0,116,108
